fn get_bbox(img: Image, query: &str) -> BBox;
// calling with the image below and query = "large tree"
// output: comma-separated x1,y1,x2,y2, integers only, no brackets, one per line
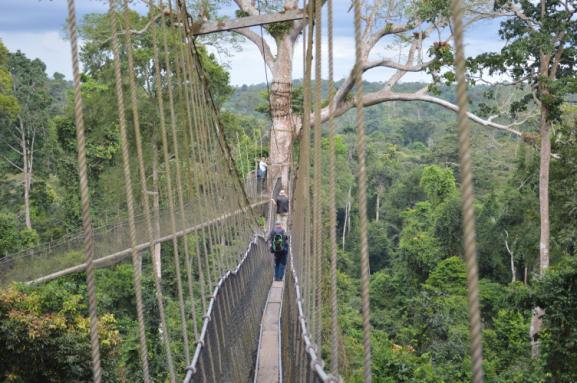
470,0,577,356
472,0,577,275
0,50,51,230
207,0,531,186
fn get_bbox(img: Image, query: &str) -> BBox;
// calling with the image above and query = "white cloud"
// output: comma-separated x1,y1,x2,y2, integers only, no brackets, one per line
1,31,73,79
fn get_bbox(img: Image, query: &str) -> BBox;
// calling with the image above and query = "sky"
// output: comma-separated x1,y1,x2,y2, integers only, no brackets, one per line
0,0,505,86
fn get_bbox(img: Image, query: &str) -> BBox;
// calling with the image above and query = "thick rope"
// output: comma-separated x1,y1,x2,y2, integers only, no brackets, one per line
313,0,324,348
326,0,339,375
107,2,151,381
352,0,373,381
172,4,201,340
120,2,177,377
65,1,102,381
158,0,191,363
450,0,485,381
146,0,178,380
302,0,315,338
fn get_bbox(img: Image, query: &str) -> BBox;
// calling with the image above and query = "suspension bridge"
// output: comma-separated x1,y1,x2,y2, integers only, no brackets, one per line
0,0,485,382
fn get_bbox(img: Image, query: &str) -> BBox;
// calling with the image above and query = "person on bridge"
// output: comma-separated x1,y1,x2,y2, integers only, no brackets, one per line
273,189,289,229
269,221,289,281
256,157,268,194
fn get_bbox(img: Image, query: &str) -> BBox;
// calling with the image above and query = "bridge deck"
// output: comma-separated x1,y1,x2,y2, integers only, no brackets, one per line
255,279,284,383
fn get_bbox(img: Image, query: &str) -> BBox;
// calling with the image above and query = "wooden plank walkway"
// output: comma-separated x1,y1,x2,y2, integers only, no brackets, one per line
254,279,284,383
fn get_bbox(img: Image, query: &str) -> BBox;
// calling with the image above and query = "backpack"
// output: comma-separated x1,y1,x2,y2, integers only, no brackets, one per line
271,232,287,253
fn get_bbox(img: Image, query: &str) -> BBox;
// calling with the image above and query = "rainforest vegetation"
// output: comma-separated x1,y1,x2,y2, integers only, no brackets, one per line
1,2,577,382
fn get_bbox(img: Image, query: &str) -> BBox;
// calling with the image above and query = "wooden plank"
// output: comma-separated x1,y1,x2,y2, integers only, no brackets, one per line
191,9,306,36
255,280,284,383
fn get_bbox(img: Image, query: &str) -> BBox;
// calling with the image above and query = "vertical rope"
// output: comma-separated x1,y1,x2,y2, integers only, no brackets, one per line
352,0,372,381
313,0,324,349
158,0,191,363
326,0,339,375
65,1,102,381
172,3,201,340
107,2,150,381
146,0,178,380
121,2,177,378
450,0,485,381
302,0,315,338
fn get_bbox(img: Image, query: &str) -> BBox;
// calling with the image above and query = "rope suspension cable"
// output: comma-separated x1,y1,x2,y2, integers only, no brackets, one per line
326,0,340,375
301,0,315,342
184,59,209,317
65,0,102,381
450,0,485,380
257,0,270,158
119,2,177,378
352,0,373,381
313,0,324,349
107,1,151,380
181,37,227,381
147,0,194,378
162,0,202,360
154,0,192,366
170,0,200,342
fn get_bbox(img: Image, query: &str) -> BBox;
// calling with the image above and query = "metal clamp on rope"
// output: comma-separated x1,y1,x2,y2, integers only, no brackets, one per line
311,357,324,371
203,314,211,321
184,365,197,374
196,339,205,347
306,344,316,355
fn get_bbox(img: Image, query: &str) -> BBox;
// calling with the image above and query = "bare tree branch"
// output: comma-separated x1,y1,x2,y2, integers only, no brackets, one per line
233,0,259,16
232,27,275,68
368,22,415,49
364,58,433,72
0,154,24,172
321,90,528,137
101,13,162,46
5,142,23,156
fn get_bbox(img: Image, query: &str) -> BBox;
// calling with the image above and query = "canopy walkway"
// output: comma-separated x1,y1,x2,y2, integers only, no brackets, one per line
0,0,485,382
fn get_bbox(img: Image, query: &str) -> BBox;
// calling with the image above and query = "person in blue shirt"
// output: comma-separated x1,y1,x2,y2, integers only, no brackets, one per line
268,221,288,281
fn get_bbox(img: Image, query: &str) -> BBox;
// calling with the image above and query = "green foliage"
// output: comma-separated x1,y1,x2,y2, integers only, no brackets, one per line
0,213,19,257
0,40,19,120
419,165,457,206
399,202,442,280
0,285,120,382
534,257,577,382
424,256,466,295
470,0,577,121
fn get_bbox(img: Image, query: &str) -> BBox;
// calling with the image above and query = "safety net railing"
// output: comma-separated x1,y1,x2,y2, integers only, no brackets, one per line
183,178,281,383
182,235,270,382
0,0,284,381
0,194,269,286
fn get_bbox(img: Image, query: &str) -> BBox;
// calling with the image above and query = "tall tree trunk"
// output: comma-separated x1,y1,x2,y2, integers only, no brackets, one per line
538,110,551,274
20,118,32,230
504,230,516,283
524,265,528,285
268,37,296,189
151,144,162,279
375,193,380,222
342,185,352,250
532,40,552,357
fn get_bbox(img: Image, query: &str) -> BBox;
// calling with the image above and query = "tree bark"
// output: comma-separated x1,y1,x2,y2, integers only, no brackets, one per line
375,193,380,222
538,109,550,274
532,24,552,356
504,230,516,283
342,185,352,250
268,35,297,189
